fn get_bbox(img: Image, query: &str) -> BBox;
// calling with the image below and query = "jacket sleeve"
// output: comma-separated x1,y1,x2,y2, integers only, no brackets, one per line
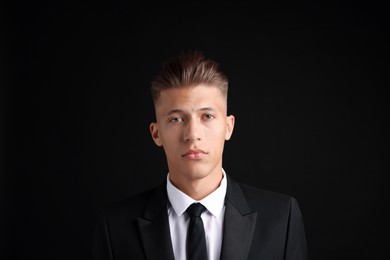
93,209,114,260
285,197,308,260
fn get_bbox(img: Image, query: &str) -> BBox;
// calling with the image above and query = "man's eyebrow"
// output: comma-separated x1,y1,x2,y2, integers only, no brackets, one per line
166,109,185,116
165,107,217,116
198,107,217,112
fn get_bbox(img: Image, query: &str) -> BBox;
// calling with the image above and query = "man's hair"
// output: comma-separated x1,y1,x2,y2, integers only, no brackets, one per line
151,50,228,103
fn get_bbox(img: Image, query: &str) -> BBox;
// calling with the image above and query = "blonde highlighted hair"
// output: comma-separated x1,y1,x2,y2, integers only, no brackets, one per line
151,50,228,103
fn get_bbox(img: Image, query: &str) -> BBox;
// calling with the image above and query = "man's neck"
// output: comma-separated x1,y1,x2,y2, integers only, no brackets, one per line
168,169,224,201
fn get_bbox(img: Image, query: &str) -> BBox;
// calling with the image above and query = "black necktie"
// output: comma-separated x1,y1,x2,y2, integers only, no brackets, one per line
186,203,208,260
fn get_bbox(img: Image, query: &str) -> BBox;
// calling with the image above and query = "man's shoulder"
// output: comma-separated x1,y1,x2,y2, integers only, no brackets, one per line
238,181,292,200
100,185,164,217
233,180,299,211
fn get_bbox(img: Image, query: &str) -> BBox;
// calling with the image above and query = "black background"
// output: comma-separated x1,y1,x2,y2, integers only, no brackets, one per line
1,1,389,259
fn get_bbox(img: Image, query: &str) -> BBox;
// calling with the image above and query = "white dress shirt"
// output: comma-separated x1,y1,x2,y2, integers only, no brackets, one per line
166,169,227,260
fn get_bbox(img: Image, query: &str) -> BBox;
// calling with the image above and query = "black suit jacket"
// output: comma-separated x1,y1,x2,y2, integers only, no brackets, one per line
93,175,308,260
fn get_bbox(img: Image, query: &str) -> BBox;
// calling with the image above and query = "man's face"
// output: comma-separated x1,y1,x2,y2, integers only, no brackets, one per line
150,85,235,183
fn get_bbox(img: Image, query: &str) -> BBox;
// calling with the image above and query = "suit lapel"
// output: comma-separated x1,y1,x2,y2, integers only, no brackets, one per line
220,176,257,260
137,183,175,260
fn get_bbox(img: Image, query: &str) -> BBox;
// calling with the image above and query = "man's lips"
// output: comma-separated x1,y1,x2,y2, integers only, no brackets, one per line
181,149,208,159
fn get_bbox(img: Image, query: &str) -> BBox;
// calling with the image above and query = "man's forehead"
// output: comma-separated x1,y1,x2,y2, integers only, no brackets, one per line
157,85,224,100
154,85,227,113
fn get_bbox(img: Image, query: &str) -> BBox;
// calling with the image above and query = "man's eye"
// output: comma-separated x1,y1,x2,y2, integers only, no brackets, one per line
169,117,183,123
203,114,215,120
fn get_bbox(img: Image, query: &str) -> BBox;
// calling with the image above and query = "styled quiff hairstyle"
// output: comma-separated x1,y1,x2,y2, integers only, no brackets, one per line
151,50,228,103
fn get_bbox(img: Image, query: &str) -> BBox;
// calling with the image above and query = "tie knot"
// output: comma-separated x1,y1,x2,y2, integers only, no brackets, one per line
186,203,206,217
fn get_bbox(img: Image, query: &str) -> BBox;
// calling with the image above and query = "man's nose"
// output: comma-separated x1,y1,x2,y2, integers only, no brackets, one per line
183,119,202,143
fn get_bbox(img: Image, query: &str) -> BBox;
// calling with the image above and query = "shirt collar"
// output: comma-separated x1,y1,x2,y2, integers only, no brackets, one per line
166,169,227,218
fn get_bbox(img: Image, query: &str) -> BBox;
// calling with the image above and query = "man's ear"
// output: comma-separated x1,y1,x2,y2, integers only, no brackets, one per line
150,122,163,147
225,115,235,140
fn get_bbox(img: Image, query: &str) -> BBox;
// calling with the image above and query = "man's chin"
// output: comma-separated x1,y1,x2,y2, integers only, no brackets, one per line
183,166,221,181
171,165,208,179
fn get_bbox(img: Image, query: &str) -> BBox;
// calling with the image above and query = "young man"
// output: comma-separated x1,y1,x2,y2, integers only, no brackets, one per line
93,50,308,260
